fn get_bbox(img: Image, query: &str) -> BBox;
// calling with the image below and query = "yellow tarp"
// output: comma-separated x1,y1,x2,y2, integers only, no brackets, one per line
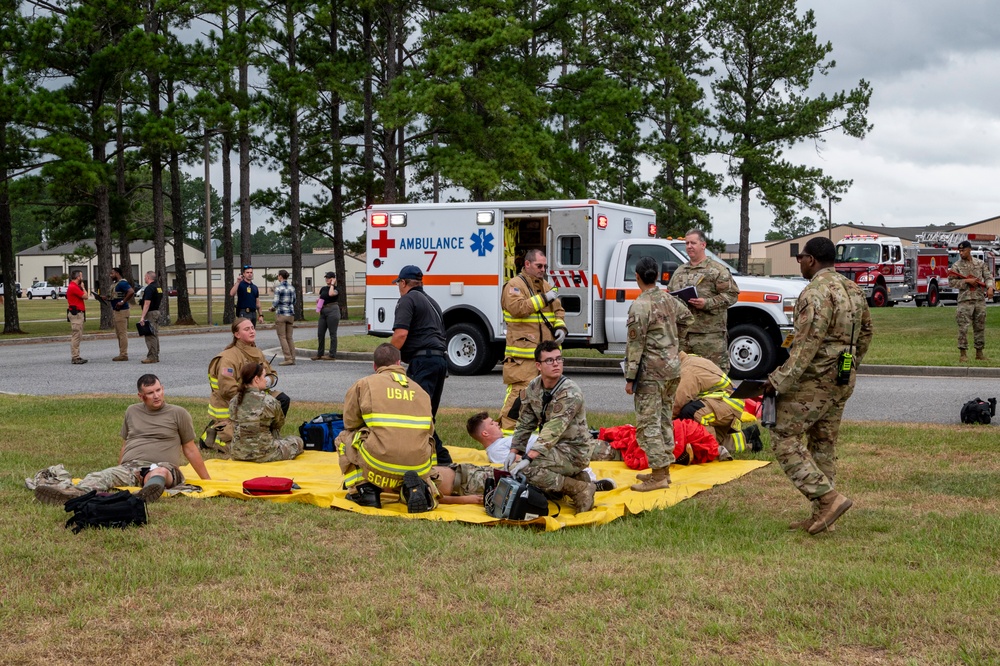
175,448,768,531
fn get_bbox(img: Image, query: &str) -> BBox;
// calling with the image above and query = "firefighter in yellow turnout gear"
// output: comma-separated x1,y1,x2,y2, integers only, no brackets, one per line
499,249,567,434
203,317,286,451
336,343,439,513
673,352,763,456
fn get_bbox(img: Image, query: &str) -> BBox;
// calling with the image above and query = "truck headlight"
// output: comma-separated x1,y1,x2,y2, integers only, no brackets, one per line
783,297,797,323
857,273,871,283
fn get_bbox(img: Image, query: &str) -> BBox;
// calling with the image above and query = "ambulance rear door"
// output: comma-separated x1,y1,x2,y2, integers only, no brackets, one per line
546,206,592,337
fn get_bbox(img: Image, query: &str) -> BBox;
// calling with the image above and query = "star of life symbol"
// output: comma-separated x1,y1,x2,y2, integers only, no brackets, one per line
470,229,494,257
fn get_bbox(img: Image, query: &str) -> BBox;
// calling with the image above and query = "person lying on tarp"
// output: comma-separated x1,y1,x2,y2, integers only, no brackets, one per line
465,412,616,492
335,343,438,513
229,363,304,463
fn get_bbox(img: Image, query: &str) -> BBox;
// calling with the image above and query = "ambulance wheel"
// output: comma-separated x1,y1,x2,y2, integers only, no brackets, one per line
445,323,493,376
728,324,776,380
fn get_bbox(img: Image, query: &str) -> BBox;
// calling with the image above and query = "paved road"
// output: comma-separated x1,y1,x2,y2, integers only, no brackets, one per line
0,329,993,425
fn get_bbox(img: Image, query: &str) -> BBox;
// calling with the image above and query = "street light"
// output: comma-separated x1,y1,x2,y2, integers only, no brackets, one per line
826,194,841,239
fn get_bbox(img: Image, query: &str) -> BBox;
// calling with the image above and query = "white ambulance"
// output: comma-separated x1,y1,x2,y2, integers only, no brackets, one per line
364,199,804,379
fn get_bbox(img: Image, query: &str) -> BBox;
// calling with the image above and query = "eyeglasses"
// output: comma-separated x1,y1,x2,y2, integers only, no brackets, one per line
539,356,563,365
795,253,813,262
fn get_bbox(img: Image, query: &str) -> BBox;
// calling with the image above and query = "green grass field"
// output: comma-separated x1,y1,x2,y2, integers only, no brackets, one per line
1,395,998,665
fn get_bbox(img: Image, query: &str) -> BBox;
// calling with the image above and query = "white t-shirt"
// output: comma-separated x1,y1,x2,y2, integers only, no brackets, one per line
484,433,596,481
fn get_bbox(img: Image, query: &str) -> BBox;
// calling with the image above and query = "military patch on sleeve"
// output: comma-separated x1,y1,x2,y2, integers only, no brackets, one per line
222,367,234,377
628,328,637,340
626,314,636,325
509,287,521,295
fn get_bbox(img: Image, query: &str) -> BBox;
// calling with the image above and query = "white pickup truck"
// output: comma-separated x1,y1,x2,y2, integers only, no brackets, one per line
25,281,69,299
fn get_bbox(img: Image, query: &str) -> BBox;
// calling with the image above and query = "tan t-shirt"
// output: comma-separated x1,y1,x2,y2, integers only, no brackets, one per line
119,403,196,468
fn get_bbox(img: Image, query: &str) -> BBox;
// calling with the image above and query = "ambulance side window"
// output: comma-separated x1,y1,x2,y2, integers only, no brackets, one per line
560,295,581,314
558,235,582,267
624,245,671,281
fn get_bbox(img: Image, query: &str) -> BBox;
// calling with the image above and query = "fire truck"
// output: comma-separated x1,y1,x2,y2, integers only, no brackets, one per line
835,234,950,307
915,231,1000,303
364,199,805,379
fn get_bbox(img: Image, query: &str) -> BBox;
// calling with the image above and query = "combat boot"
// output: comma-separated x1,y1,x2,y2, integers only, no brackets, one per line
34,484,87,506
400,471,435,513
976,349,987,361
674,443,695,466
560,477,596,513
745,424,764,453
346,482,382,509
789,502,820,531
960,349,969,362
631,467,671,492
808,490,853,535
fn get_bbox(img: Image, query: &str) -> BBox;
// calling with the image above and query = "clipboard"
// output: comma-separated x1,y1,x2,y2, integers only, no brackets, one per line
669,285,698,302
730,379,767,399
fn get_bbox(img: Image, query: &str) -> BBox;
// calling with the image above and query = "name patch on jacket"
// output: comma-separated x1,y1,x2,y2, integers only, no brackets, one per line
387,387,417,401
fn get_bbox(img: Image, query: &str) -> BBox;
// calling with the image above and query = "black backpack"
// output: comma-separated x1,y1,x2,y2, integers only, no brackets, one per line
63,490,148,534
960,397,996,425
484,474,550,521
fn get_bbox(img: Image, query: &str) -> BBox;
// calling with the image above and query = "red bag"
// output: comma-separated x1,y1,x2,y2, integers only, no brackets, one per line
242,476,294,495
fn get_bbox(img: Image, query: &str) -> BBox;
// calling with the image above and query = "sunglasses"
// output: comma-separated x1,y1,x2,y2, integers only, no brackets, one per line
795,253,813,262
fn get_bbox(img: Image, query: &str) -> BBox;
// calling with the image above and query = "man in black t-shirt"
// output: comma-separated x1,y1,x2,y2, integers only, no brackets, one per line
390,265,452,464
230,265,263,327
139,271,164,364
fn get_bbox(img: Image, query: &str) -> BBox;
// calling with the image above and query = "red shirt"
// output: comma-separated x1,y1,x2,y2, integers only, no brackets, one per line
66,280,86,311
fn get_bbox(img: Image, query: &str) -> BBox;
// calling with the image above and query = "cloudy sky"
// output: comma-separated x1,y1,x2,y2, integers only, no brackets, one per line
705,0,1000,243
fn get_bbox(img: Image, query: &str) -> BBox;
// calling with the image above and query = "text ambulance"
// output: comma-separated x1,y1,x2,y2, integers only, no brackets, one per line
365,200,805,379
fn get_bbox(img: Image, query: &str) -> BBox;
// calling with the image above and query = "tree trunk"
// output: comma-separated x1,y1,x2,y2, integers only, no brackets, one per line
222,131,235,323
0,120,22,334
286,2,303,320
362,5,374,207
115,105,133,287
739,169,751,274
166,79,194,324
238,2,252,266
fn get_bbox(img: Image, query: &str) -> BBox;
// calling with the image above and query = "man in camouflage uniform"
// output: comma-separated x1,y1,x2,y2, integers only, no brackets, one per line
948,240,994,362
624,256,683,491
667,229,739,372
34,374,211,505
510,340,597,513
499,249,567,434
763,237,872,535
673,352,763,456
430,463,493,504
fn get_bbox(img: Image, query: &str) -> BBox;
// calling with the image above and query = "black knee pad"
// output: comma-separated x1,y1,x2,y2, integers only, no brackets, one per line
679,400,705,421
276,392,291,415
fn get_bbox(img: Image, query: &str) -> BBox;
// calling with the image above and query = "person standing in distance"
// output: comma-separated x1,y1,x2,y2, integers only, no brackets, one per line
272,269,297,366
667,229,739,372
66,270,89,365
625,256,683,491
230,265,263,328
109,266,134,362
390,265,453,465
314,271,340,360
948,239,994,362
762,237,872,535
138,271,163,364
499,249,567,434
